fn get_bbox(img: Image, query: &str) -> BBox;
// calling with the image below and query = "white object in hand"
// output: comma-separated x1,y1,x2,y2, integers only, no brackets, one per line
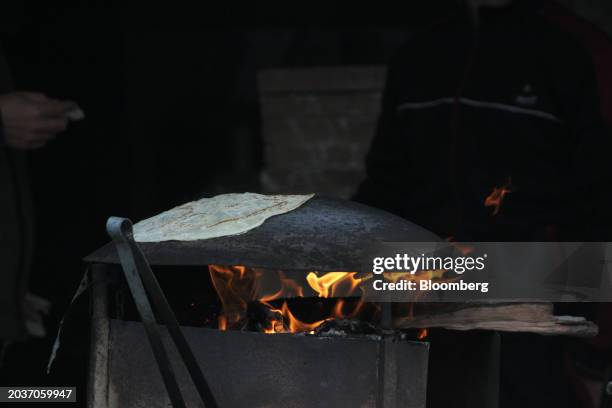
66,106,85,121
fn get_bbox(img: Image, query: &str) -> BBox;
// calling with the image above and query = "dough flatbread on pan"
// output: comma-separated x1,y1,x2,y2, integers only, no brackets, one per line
133,193,315,242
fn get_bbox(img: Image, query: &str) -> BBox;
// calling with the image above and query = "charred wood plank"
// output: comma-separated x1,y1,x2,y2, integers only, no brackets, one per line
394,303,598,337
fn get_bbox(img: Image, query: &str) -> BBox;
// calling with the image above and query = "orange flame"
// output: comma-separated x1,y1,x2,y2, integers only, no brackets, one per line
260,272,304,303
209,266,367,334
218,315,227,331
383,270,447,287
333,297,366,320
484,177,513,215
263,307,285,334
446,237,475,256
209,265,263,328
306,272,362,298
210,265,432,339
282,301,330,333
417,328,428,340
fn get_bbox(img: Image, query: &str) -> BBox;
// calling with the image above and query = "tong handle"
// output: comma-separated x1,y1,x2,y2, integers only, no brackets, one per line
107,217,218,408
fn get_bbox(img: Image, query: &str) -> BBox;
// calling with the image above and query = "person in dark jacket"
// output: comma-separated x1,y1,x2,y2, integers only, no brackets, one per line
354,1,612,407
355,0,612,242
0,44,75,344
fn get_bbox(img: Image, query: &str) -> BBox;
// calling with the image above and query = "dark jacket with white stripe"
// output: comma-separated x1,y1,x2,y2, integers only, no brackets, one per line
355,4,612,241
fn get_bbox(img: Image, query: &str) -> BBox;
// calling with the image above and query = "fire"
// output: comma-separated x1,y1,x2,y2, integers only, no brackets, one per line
384,270,446,283
333,298,366,320
209,265,263,329
209,265,435,339
260,272,304,303
282,301,330,333
210,266,368,334
306,272,362,298
218,315,227,331
262,306,285,334
484,177,513,215
446,236,475,256
417,328,428,340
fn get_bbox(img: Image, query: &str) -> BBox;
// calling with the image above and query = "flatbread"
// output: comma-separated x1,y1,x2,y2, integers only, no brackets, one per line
133,193,315,242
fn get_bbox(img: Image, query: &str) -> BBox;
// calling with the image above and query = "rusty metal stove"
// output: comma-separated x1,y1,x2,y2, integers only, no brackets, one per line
84,197,438,408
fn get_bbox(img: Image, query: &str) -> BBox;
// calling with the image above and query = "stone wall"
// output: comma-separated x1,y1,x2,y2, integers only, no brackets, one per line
258,66,385,199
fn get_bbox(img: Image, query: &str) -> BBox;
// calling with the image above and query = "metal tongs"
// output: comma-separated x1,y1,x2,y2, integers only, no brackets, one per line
106,217,218,408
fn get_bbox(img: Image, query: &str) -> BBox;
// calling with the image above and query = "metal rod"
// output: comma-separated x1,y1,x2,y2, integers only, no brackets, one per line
87,264,110,408
107,219,187,408
129,234,219,408
107,217,218,408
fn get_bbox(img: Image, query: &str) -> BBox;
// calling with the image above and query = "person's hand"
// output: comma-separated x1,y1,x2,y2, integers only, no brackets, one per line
0,92,77,149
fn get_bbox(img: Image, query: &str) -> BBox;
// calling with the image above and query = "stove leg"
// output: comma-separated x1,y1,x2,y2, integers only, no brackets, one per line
378,337,398,408
87,263,113,408
377,302,428,408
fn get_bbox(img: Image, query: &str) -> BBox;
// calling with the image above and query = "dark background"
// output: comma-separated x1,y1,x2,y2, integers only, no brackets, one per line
0,0,611,406
0,1,464,328
0,2,462,399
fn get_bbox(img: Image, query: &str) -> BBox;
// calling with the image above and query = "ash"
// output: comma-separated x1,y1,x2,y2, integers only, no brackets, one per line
309,319,409,341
